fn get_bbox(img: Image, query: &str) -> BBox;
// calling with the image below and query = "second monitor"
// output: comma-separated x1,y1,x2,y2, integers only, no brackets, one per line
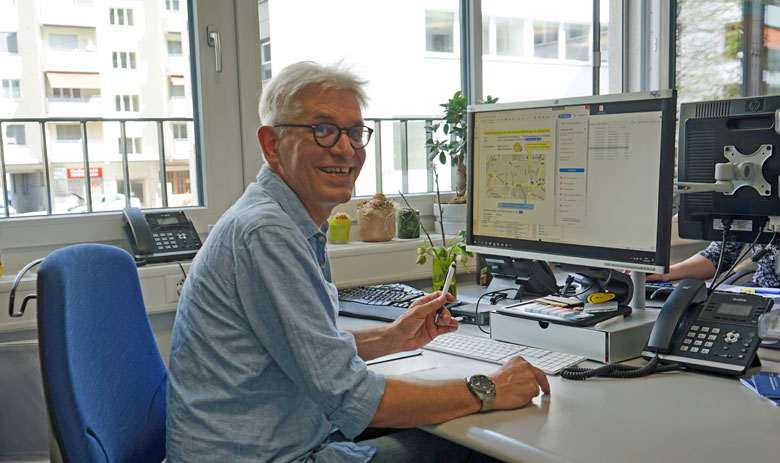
466,91,677,299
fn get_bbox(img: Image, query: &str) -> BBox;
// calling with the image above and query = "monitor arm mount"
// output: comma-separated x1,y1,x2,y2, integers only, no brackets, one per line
674,144,772,197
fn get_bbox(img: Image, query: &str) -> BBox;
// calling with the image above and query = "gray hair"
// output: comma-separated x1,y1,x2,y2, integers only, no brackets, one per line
258,61,369,127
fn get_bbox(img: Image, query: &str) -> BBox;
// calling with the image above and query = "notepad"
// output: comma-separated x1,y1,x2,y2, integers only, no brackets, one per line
740,372,780,406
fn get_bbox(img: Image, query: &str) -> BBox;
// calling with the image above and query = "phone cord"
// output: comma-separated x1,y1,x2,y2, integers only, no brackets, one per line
560,355,681,380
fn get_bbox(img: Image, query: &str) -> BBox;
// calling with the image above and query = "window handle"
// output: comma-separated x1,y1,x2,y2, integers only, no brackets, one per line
207,25,222,73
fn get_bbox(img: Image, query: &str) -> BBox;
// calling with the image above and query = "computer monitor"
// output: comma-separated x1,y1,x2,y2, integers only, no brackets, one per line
677,95,780,244
466,91,677,299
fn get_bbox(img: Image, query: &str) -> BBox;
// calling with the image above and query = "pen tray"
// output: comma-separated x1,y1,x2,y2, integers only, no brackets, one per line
494,304,632,327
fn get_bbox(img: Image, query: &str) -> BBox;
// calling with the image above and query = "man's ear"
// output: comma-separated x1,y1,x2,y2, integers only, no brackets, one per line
257,125,280,167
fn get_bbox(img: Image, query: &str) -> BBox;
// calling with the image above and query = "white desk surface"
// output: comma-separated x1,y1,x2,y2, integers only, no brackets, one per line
340,307,780,463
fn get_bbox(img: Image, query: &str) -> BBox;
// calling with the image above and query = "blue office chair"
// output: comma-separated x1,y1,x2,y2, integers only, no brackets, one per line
36,243,167,462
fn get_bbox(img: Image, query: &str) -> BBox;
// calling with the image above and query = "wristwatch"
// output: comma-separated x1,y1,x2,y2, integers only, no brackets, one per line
465,374,496,412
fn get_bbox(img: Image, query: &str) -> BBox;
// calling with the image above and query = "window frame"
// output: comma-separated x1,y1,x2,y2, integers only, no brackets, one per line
0,0,252,263
0,0,670,275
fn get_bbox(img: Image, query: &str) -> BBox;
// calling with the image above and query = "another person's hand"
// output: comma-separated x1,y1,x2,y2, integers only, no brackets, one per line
389,291,457,352
646,272,672,282
489,356,551,409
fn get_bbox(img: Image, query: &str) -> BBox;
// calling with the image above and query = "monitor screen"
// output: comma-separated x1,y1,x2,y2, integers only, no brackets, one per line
466,91,676,274
678,95,780,244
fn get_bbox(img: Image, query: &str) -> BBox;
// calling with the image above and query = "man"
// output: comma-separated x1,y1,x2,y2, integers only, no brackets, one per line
648,240,779,287
166,61,550,463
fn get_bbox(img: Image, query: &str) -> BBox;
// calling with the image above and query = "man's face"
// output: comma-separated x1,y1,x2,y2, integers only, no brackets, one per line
264,86,366,225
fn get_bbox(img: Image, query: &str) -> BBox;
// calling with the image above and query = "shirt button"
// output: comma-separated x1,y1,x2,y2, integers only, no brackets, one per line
320,263,326,269
318,236,325,242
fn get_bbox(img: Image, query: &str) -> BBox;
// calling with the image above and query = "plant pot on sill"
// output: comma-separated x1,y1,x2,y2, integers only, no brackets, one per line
433,202,467,235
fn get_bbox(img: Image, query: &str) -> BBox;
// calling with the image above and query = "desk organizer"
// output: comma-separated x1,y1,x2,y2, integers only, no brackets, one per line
490,309,658,363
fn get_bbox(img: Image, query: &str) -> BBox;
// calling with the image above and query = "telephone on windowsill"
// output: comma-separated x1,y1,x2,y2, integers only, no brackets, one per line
122,207,202,266
641,279,773,376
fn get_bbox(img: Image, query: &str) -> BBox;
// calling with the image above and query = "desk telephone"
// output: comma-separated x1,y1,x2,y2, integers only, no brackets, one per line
642,279,773,375
122,207,202,265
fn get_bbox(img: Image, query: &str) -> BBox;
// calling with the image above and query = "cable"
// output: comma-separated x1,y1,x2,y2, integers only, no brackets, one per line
708,218,733,294
751,231,777,263
175,260,188,278
560,353,681,380
711,227,764,292
474,290,509,334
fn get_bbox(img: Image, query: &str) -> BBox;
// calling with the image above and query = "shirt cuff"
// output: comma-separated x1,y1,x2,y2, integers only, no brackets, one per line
329,371,386,439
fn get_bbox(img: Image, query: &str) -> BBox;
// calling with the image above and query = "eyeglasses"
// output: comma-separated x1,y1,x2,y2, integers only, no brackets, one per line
274,123,374,149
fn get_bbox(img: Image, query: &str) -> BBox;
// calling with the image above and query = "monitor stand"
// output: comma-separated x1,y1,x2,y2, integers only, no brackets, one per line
553,264,634,308
630,270,646,310
483,257,558,300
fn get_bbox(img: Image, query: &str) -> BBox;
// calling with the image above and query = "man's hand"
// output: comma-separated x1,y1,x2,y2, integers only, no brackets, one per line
387,291,458,353
488,356,551,409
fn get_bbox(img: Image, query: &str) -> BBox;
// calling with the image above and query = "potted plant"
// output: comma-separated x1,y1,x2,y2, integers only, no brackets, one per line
399,167,473,298
425,90,499,204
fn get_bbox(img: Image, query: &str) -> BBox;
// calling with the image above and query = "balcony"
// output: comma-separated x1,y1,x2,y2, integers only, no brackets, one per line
168,97,192,117
38,1,99,28
167,56,187,77
46,97,103,118
44,50,100,73
164,11,186,33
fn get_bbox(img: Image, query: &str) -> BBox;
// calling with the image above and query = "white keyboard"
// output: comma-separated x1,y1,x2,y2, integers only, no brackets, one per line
423,332,585,375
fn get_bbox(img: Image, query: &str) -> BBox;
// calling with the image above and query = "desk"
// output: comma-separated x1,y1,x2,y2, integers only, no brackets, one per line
341,310,780,463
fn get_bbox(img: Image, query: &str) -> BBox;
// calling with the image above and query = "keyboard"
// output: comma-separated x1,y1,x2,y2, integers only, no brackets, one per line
422,332,585,375
338,283,492,324
338,283,425,321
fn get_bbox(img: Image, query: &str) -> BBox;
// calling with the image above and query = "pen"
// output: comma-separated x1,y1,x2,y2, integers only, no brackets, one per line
434,261,457,326
741,288,780,295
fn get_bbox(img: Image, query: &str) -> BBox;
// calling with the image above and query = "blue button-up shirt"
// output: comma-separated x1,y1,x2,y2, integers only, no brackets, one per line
166,166,385,462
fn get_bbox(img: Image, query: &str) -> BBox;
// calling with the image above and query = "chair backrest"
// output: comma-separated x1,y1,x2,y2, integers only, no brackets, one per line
36,244,167,462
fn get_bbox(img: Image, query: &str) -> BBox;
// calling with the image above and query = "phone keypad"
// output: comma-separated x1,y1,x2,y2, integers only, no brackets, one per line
677,323,760,364
152,230,200,252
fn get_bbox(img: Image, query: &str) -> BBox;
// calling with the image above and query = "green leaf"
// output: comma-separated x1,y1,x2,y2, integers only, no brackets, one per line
439,153,446,164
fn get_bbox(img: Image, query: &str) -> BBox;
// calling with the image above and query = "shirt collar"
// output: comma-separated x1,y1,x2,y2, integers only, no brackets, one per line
257,166,328,240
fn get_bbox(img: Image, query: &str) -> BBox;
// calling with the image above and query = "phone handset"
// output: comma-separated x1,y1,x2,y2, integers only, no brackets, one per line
122,206,155,256
646,279,707,353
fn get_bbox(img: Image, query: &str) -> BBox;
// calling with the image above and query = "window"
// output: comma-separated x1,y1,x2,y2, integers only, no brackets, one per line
534,21,559,59
5,124,25,145
0,31,18,54
173,123,188,139
49,33,79,51
166,0,180,11
426,10,454,53
112,51,137,69
261,40,272,81
167,39,182,56
166,170,190,194
495,17,524,56
677,0,780,102
170,83,185,98
565,23,589,61
109,7,134,26
2,79,20,99
52,88,82,99
115,94,139,112
118,137,143,155
55,124,81,142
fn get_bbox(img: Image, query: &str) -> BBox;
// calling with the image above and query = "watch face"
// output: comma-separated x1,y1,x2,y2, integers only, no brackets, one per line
469,374,494,393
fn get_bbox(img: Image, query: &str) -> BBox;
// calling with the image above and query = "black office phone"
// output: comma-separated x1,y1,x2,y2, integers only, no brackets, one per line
642,279,773,375
122,207,202,265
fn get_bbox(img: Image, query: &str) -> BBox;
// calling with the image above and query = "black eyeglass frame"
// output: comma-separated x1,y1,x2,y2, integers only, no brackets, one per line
274,123,374,149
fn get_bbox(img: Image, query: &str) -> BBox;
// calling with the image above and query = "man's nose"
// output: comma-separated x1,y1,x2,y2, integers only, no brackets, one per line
330,130,356,155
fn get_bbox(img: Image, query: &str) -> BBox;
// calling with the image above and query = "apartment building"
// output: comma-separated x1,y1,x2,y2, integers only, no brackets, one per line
0,0,196,215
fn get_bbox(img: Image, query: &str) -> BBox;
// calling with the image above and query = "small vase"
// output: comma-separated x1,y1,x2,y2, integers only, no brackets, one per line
432,255,456,298
397,208,420,239
327,218,351,244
